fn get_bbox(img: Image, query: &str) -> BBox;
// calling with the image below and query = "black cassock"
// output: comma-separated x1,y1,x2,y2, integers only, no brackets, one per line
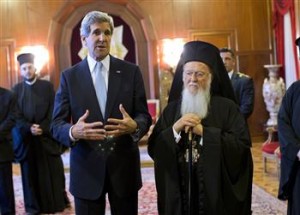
12,79,67,214
278,80,300,215
0,87,16,214
148,96,253,215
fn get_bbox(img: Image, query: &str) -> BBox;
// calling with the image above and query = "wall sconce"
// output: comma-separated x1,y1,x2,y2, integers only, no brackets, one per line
157,38,185,111
17,45,49,75
159,38,185,70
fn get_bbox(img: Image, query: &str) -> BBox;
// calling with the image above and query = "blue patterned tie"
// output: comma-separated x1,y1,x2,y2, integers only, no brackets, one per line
94,62,107,117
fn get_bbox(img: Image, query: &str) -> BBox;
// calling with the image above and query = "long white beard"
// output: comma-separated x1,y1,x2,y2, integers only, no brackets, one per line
180,85,211,119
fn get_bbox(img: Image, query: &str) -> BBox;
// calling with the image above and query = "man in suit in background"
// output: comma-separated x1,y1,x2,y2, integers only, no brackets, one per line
51,11,152,215
220,47,255,120
0,87,16,215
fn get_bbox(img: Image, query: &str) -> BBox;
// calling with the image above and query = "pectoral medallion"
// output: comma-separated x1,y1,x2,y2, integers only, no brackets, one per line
184,140,200,164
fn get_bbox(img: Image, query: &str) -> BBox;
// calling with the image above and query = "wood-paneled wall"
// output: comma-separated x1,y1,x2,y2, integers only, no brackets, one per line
0,0,299,140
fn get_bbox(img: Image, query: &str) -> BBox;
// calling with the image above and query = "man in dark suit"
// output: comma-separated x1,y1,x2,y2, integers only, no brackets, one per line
0,87,16,215
51,11,152,215
220,48,255,120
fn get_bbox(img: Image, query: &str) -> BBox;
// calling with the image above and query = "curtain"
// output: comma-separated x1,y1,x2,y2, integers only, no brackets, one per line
273,0,299,87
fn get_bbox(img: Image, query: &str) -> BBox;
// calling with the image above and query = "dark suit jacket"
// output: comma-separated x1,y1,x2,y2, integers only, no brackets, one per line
231,72,254,119
51,56,152,200
0,87,16,162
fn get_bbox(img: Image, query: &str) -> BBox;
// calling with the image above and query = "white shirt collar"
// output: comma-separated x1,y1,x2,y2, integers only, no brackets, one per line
25,77,37,85
228,70,234,79
87,55,110,87
87,54,110,74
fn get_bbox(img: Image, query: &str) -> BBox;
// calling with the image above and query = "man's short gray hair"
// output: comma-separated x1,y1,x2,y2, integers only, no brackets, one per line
80,11,114,37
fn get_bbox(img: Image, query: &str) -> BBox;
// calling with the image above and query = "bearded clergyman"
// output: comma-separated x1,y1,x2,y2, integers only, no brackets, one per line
148,41,253,215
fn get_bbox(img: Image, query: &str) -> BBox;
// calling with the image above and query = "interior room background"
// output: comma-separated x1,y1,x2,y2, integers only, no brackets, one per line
0,0,299,141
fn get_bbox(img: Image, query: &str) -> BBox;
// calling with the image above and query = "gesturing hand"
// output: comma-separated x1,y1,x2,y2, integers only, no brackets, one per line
71,110,106,140
105,104,137,137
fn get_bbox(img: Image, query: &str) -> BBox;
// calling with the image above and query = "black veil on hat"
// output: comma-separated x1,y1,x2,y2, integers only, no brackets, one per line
17,53,34,66
168,41,236,103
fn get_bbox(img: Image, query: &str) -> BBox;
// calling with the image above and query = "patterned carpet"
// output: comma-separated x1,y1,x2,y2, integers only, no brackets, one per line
13,167,287,215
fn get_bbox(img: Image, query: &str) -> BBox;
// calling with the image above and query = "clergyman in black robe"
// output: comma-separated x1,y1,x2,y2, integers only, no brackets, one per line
12,53,69,214
278,37,300,215
148,41,253,215
0,87,17,215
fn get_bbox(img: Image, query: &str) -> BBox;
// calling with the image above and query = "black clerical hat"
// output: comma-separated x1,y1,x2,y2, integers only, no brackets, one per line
168,41,236,103
180,41,221,69
17,53,34,66
296,37,300,53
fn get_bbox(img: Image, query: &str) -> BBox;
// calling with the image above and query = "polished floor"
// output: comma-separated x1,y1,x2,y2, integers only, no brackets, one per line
12,141,281,199
252,141,280,198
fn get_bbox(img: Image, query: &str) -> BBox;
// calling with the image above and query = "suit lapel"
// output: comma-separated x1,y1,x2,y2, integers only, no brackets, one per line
106,56,122,119
231,72,238,86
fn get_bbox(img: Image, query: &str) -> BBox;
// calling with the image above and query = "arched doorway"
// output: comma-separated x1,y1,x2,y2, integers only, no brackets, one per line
48,1,158,98
70,15,136,66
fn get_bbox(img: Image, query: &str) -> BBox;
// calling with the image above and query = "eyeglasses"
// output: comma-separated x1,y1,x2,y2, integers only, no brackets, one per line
184,70,209,79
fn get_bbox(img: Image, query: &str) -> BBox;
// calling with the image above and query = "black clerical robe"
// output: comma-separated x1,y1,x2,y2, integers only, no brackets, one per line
12,79,67,213
148,96,253,215
278,80,300,214
0,87,16,215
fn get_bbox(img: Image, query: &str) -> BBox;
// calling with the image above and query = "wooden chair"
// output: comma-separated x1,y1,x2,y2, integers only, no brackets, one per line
147,99,160,124
262,126,280,174
139,99,160,146
274,146,281,179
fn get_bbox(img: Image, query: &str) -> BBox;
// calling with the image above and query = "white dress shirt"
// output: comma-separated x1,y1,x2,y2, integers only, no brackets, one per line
69,54,111,142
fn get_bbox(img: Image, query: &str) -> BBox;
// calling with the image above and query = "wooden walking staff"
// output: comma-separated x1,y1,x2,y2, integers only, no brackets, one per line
188,129,193,215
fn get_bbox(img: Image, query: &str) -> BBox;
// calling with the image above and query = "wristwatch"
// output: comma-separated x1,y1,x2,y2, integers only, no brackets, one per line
130,124,140,142
134,125,140,134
